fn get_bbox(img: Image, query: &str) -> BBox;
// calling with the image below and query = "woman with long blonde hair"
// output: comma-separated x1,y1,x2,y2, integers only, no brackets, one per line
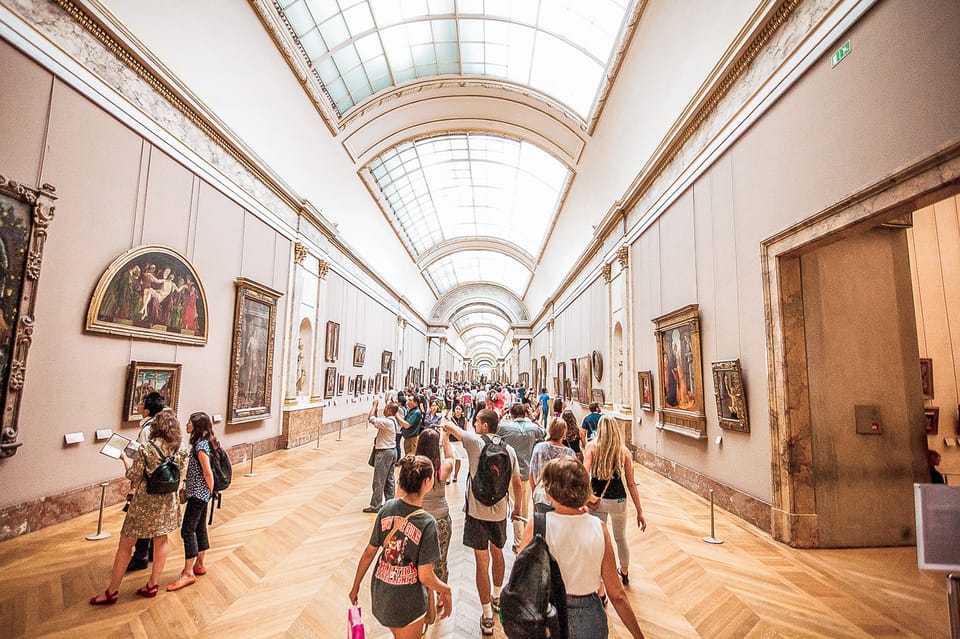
582,415,646,589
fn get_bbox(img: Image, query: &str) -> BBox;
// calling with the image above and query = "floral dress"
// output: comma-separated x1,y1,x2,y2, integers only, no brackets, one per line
121,440,187,538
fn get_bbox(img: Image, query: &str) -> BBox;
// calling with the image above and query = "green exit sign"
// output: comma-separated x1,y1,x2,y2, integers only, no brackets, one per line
831,40,851,67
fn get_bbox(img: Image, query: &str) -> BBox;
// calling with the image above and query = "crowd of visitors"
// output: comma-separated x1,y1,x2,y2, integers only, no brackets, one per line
355,380,648,638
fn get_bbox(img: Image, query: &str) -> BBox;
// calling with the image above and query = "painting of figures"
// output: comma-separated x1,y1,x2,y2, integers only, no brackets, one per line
87,245,207,345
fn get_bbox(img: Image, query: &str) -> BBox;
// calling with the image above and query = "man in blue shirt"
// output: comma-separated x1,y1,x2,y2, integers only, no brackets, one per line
400,396,423,455
538,388,550,428
581,402,602,447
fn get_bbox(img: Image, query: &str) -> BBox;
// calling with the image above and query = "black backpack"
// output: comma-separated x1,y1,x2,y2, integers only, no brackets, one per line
197,443,232,493
144,442,180,495
471,434,513,506
500,511,568,639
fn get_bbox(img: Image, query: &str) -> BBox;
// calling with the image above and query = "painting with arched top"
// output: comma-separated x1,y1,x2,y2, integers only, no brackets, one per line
86,245,207,345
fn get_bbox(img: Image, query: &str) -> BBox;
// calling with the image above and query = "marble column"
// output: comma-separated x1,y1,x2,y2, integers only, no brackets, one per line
284,243,307,406
309,258,330,401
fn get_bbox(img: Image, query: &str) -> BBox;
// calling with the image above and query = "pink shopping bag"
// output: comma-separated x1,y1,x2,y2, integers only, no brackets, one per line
348,605,365,639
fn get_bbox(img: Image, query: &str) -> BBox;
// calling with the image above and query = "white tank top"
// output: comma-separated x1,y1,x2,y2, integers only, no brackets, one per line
544,511,605,595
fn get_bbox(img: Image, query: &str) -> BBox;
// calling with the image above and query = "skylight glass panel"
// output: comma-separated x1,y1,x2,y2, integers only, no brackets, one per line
454,312,510,333
277,0,633,117
423,250,530,296
367,133,570,258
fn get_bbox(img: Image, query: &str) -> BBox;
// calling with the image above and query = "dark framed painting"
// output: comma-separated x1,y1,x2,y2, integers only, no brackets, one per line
712,359,749,433
563,378,573,401
323,366,336,399
531,358,539,394
570,358,578,382
591,388,605,404
324,321,340,362
227,278,282,424
86,244,207,345
0,178,56,458
653,304,707,438
554,376,561,396
374,375,382,394
353,343,366,367
924,407,939,435
338,374,345,395
348,377,355,395
124,361,181,421
577,356,592,404
354,374,363,396
638,370,654,411
592,351,603,382
920,358,934,399
381,350,392,374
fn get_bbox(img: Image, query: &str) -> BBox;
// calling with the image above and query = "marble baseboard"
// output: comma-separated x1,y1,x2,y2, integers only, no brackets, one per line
0,440,281,543
633,447,772,534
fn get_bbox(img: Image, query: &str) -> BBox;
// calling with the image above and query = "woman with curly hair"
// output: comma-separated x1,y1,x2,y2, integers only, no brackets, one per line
90,408,186,604
561,409,583,461
414,428,455,632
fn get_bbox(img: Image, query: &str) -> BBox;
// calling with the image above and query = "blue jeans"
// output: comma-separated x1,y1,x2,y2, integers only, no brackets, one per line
370,448,397,508
567,593,608,639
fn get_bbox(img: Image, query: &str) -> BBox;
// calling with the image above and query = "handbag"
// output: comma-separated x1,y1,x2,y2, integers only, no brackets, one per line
347,604,365,639
586,477,612,511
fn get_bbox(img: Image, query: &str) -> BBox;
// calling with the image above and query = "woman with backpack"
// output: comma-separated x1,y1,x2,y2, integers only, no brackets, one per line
167,411,218,592
414,428,455,634
349,455,453,639
90,409,187,604
515,457,645,638
583,415,647,588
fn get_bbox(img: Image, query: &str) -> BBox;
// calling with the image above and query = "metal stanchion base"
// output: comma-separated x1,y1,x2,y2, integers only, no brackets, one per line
244,473,257,477
702,536,724,544
85,532,111,541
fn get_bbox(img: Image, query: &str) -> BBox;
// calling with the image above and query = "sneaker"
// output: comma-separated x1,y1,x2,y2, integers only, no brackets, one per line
362,506,380,513
491,596,500,613
480,615,495,636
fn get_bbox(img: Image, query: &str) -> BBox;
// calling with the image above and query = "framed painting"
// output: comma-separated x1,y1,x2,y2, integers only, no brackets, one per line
381,350,392,374
924,407,939,435
324,321,340,362
86,244,207,345
557,362,566,388
323,366,336,399
653,304,707,438
337,374,345,395
712,359,749,433
353,343,366,367
354,374,363,396
227,278,282,424
0,178,56,457
419,360,425,386
577,356,592,404
591,388,605,404
123,361,181,421
368,377,375,394
531,358,539,394
374,375,382,394
570,358,578,382
563,378,573,401
920,358,934,399
348,377,355,395
553,376,561,396
638,370,654,411
592,351,603,382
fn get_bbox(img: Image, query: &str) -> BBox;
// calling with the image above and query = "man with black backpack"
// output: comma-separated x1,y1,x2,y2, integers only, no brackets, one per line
444,408,522,636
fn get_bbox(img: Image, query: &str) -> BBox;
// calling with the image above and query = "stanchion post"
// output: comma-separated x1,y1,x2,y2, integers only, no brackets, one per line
948,573,959,639
702,488,724,545
85,482,111,541
244,442,256,477
337,422,343,441
315,425,322,450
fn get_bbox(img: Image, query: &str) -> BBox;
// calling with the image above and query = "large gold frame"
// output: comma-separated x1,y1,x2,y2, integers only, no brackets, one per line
653,304,707,438
227,277,282,424
0,178,56,458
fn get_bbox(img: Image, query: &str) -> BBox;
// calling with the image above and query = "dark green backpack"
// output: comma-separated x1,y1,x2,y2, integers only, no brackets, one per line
144,442,180,495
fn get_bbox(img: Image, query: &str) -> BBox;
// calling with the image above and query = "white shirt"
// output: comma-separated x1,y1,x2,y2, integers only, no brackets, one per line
544,511,605,595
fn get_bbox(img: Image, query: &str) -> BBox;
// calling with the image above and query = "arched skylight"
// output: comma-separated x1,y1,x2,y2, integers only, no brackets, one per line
454,312,510,334
424,250,530,296
461,326,506,344
367,133,569,259
277,0,633,117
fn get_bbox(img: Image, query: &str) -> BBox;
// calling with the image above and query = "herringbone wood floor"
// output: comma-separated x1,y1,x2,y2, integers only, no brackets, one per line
0,424,950,638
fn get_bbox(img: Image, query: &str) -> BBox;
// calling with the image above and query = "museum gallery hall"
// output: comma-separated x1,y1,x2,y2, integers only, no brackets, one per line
0,0,957,637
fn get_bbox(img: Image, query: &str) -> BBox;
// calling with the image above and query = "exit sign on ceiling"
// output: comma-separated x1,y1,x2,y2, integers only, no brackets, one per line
832,41,851,67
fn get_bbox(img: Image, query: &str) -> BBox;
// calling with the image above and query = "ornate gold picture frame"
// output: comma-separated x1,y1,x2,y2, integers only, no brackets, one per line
653,304,706,438
86,244,207,345
0,178,56,457
711,359,749,433
638,370,654,411
324,321,340,362
353,343,366,367
227,278,282,424
323,366,336,399
124,361,181,421
577,356,592,404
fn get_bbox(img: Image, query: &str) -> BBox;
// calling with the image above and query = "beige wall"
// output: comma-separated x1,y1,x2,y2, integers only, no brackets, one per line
802,228,927,547
909,194,960,480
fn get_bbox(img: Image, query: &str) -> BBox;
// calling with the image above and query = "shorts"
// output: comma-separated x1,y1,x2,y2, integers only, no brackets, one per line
463,514,507,550
449,441,467,459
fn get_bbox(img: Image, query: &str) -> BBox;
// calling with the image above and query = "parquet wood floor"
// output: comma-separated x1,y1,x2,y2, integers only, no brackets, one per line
0,424,950,638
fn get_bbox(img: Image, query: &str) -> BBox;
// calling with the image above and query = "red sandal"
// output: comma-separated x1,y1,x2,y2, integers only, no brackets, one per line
89,589,119,606
136,583,159,598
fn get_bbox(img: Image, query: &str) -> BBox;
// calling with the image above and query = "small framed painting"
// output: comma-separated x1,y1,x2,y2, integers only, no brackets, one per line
711,359,749,433
337,374,345,395
638,370,654,411
381,350,392,374
323,366,336,399
924,407,939,435
920,358,934,399
353,343,366,367
324,321,340,362
124,361,181,421
653,304,707,438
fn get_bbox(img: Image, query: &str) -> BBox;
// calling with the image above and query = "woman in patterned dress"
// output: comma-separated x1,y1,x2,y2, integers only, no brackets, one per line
166,412,216,592
90,409,187,604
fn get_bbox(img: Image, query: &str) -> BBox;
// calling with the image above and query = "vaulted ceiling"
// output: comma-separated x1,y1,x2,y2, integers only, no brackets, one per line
256,0,643,361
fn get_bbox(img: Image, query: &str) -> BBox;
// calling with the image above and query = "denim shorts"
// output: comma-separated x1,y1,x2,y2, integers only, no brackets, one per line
566,593,608,639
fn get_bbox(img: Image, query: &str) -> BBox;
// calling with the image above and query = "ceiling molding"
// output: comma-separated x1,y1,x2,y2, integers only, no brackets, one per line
417,237,536,272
